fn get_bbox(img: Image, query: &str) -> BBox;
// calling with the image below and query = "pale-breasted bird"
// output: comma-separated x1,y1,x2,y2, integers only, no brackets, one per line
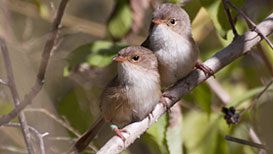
73,46,161,152
142,3,212,87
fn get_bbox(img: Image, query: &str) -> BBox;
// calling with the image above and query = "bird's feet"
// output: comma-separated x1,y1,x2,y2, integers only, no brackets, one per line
110,125,128,141
195,62,215,78
161,93,176,111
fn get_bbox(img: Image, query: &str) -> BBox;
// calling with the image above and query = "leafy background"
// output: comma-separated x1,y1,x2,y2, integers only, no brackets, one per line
0,0,273,154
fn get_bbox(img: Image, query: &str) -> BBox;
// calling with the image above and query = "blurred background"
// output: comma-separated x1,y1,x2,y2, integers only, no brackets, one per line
0,0,273,153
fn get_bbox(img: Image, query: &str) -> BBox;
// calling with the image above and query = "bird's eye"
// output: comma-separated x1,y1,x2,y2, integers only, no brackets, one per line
132,55,140,61
169,18,176,25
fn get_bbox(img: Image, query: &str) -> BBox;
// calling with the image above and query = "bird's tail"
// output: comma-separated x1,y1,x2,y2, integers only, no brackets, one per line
73,117,105,152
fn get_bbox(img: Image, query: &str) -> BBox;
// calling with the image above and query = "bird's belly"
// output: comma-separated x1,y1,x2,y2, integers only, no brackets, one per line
128,86,160,120
155,46,196,87
110,106,134,127
110,90,159,127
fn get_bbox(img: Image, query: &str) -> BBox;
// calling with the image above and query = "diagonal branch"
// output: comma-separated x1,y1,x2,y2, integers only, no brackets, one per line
225,0,273,50
222,0,238,38
206,78,231,104
224,135,266,149
97,12,273,154
0,37,34,154
24,108,81,137
0,0,69,126
4,122,49,154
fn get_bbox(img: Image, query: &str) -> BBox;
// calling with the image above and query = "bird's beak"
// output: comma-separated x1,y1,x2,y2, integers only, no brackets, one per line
113,55,127,62
152,18,165,25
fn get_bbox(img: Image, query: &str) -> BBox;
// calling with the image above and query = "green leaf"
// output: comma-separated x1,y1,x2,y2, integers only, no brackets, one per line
184,0,202,21
64,40,127,76
57,88,92,133
141,133,166,154
185,83,212,114
260,40,273,67
199,0,228,38
199,0,245,39
146,114,168,154
166,108,183,154
167,0,182,4
183,111,228,154
0,103,13,115
107,0,132,40
31,0,49,18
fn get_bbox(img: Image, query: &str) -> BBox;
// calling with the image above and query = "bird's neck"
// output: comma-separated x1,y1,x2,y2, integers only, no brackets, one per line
117,62,160,88
149,25,194,51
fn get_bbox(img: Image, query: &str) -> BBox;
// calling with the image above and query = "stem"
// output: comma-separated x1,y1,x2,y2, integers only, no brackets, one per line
0,38,34,154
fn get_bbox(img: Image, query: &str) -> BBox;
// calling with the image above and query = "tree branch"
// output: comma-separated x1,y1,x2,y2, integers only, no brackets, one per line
224,135,266,149
0,145,27,154
0,37,34,154
222,0,239,38
206,78,231,104
97,12,273,154
249,127,266,153
0,0,69,126
225,0,273,50
4,122,49,154
24,108,80,137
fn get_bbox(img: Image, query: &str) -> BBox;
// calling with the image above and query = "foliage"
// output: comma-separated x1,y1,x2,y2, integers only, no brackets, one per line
59,0,272,153
0,0,272,154
64,40,127,76
107,0,133,40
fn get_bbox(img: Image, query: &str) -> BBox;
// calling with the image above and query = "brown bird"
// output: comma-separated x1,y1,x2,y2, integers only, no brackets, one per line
73,46,161,152
142,3,212,87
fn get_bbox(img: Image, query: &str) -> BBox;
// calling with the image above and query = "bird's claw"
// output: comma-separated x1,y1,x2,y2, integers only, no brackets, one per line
195,62,215,78
110,125,128,141
161,93,175,111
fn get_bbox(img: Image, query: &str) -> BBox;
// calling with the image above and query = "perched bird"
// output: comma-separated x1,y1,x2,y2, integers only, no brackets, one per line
73,46,161,152
142,3,212,87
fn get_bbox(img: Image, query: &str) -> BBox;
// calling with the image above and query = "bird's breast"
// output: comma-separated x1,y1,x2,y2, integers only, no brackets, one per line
119,63,161,120
149,25,198,86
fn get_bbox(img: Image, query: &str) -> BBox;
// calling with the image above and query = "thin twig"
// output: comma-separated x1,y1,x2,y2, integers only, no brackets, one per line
7,0,145,45
225,0,273,50
48,136,76,141
249,127,262,145
0,0,70,126
0,145,27,154
24,108,80,137
28,127,49,154
97,13,273,154
224,135,266,149
0,78,8,86
0,37,34,154
4,122,49,154
206,78,231,104
206,60,264,152
249,128,266,154
23,108,98,152
222,0,239,37
240,79,273,116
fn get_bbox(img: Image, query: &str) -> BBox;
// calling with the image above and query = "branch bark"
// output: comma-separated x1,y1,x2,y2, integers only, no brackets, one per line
97,12,273,154
0,38,34,154
4,122,49,154
0,0,69,126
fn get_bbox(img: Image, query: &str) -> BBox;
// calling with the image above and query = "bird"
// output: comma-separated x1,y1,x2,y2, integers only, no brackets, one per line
73,46,162,152
142,3,213,87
